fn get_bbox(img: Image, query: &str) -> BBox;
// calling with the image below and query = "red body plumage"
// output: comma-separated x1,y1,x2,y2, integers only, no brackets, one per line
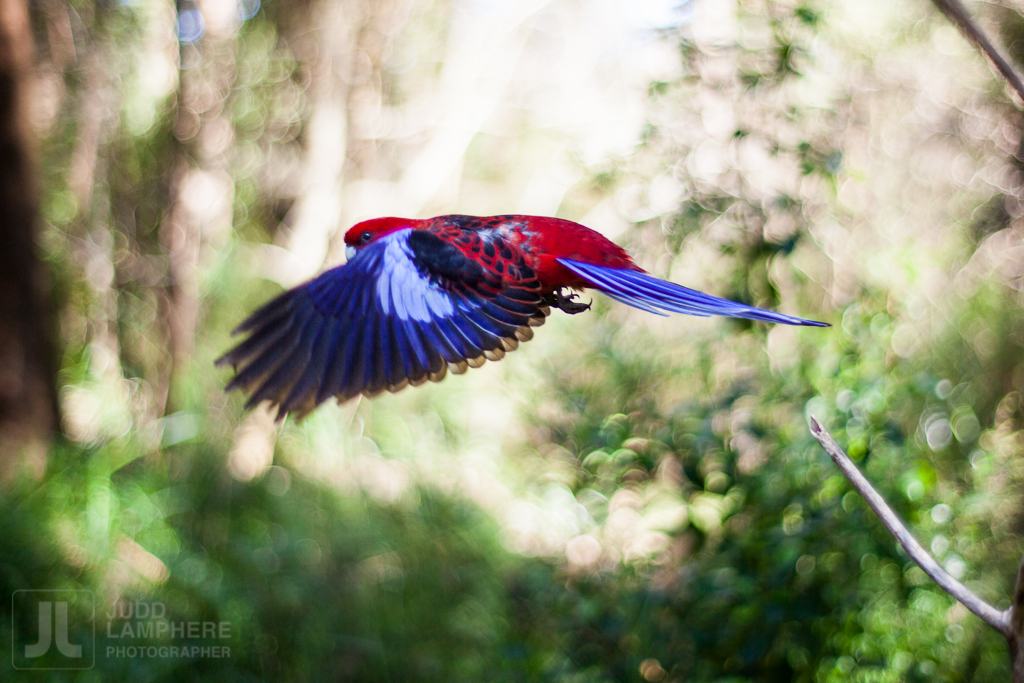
344,214,639,291
219,214,827,417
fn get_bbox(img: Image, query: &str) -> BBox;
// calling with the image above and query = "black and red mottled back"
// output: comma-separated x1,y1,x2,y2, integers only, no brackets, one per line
423,215,541,287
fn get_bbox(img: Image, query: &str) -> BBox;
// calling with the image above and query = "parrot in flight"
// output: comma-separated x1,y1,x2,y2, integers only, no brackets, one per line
217,214,827,417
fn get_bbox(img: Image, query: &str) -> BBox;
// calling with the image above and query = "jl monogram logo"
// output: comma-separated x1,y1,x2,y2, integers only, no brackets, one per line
12,590,95,670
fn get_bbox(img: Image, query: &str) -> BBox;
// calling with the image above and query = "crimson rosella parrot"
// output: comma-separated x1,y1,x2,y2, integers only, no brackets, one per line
217,214,827,417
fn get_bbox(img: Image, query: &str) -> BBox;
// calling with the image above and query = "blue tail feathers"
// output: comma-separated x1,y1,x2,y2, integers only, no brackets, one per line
556,259,829,327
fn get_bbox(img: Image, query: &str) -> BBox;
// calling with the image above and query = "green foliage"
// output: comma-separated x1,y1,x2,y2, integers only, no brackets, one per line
2,442,573,682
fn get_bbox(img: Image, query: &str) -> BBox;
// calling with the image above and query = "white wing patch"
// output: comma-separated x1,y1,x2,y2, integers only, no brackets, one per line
375,229,455,321
478,220,526,244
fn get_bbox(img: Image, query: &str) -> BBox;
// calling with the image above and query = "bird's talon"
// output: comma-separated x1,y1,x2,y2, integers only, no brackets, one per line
546,288,592,315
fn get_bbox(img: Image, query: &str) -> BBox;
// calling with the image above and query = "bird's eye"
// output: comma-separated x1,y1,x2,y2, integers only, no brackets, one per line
359,230,373,243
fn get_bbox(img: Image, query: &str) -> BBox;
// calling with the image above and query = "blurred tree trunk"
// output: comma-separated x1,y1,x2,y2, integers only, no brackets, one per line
159,22,238,415
0,0,57,478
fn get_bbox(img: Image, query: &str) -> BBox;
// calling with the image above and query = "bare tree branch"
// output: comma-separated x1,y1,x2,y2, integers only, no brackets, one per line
808,416,1010,634
1011,551,1024,682
931,0,1024,105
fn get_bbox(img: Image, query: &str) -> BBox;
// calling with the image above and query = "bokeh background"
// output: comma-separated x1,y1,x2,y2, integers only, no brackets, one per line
3,0,1024,679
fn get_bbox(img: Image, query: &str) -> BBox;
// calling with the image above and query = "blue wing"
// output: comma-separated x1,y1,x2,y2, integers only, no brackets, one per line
556,259,828,327
217,229,546,418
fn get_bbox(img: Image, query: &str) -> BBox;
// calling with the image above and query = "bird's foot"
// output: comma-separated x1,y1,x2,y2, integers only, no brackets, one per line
545,288,592,315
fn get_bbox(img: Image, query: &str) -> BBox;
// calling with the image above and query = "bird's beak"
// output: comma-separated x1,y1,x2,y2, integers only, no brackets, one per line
345,245,357,261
